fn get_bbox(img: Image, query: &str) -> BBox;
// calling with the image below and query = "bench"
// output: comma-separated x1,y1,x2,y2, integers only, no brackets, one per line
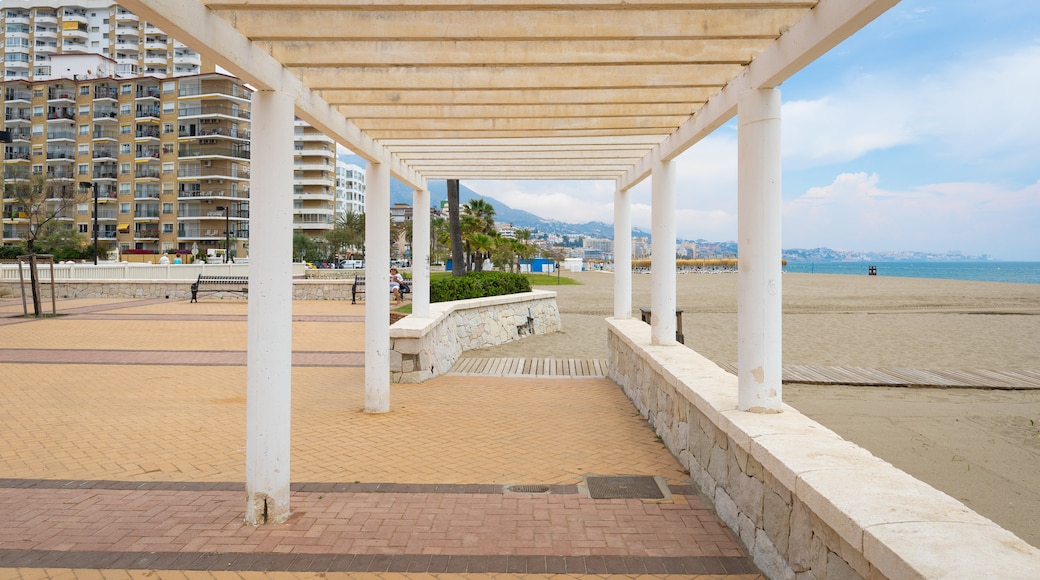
190,274,248,303
351,275,411,304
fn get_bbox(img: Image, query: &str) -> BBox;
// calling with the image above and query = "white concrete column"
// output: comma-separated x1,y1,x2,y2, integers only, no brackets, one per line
613,187,632,319
365,161,391,413
245,89,294,525
650,159,677,345
411,188,431,318
737,87,783,413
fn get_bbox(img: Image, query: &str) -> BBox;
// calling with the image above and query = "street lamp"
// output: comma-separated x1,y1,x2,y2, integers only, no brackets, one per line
215,205,230,263
79,181,99,265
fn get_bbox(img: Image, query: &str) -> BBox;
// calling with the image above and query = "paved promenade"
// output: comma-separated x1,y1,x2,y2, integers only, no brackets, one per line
0,296,761,579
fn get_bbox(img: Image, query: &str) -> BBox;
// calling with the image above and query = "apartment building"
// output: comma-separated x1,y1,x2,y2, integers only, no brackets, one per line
2,71,251,258
2,2,203,82
336,160,365,218
292,120,337,237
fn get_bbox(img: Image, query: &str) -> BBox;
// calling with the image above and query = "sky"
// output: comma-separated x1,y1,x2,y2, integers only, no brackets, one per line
462,1,1040,261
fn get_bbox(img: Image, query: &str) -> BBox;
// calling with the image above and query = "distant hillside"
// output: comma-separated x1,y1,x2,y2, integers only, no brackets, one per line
339,153,626,238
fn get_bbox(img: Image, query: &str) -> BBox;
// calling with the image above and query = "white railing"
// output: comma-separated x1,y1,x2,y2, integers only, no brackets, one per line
0,262,308,281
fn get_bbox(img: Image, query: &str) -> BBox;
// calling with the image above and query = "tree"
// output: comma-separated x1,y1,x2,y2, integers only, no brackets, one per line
447,179,464,277
391,218,412,260
326,210,365,259
292,231,317,262
3,172,79,315
463,198,496,235
514,228,537,271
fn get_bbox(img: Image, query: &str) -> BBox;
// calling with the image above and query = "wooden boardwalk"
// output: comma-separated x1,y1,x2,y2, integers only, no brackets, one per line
718,363,1040,390
450,357,1040,389
449,357,608,378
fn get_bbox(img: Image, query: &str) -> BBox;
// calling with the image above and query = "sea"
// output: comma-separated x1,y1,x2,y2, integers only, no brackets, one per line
782,261,1040,285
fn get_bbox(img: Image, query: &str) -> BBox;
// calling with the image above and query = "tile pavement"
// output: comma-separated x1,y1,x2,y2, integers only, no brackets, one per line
0,297,762,579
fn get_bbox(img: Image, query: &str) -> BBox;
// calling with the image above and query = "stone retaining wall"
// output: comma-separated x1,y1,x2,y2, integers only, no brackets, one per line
606,317,1040,580
0,279,355,301
389,290,561,383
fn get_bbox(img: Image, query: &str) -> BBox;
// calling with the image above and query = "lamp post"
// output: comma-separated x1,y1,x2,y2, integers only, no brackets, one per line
215,205,230,263
79,181,99,265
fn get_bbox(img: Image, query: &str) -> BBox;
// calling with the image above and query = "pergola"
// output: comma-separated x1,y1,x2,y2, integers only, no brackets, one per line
121,0,899,524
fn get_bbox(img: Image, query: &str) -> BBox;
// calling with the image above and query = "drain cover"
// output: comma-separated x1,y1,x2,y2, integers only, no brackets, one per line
505,484,551,494
585,475,666,499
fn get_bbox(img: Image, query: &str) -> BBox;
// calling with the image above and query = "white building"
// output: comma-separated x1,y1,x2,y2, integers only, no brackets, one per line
1,1,203,81
335,160,365,218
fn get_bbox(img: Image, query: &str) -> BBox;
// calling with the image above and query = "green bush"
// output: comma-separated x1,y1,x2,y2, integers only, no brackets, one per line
430,271,532,303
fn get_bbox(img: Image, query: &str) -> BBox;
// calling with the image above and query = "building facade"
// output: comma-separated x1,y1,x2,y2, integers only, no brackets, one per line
2,2,203,82
336,160,365,218
291,120,337,237
3,72,250,259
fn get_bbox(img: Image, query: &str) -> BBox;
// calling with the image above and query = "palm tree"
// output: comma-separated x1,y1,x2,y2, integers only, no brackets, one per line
463,198,496,235
447,179,465,277
514,228,535,271
329,210,365,259
469,233,495,272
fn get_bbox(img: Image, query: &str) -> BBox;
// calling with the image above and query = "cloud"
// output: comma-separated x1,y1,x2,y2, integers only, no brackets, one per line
781,42,1040,173
783,173,1040,258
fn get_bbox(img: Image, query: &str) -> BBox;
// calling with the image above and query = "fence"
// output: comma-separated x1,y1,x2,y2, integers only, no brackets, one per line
0,262,307,282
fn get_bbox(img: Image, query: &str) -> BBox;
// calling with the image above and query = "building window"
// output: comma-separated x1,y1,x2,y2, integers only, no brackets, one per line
32,105,43,117
120,143,131,154
120,124,131,135
79,124,89,135
163,81,175,94
162,102,174,114
162,202,173,214
78,105,90,116
78,143,89,155
162,162,174,174
120,183,131,194
119,203,130,214
32,165,43,175
119,162,131,175
162,223,173,234
80,85,90,95
162,143,174,154
77,203,89,215
32,125,44,136
78,164,89,175
121,83,132,95
78,224,89,233
162,123,174,134
119,104,131,115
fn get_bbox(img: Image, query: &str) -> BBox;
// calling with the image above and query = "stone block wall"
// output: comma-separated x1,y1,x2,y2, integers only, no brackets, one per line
389,290,561,383
606,318,1040,580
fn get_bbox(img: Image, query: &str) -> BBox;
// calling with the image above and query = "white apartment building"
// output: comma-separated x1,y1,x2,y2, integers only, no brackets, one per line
336,160,365,218
1,2,203,82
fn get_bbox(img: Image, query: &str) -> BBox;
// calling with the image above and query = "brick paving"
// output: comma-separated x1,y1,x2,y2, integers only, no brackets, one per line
0,297,762,579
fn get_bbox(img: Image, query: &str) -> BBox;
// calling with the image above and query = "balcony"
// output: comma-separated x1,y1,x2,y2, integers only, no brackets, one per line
4,111,31,125
178,105,250,120
34,27,58,40
134,228,160,240
136,86,161,100
178,146,250,160
135,148,161,161
135,128,162,140
115,10,139,23
4,150,31,162
45,149,76,161
47,109,75,123
94,86,119,100
92,129,118,141
135,106,161,120
46,130,76,141
93,108,119,122
134,166,161,179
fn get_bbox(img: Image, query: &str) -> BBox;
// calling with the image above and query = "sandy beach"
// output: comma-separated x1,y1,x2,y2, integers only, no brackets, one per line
462,270,1040,548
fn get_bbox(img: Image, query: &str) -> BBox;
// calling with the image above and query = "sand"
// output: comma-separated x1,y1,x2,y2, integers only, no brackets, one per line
462,270,1040,547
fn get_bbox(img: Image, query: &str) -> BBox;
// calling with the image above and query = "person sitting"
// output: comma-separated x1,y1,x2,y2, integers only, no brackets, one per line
390,267,403,302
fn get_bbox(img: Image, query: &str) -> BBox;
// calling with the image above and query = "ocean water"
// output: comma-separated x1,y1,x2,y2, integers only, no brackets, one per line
782,261,1040,285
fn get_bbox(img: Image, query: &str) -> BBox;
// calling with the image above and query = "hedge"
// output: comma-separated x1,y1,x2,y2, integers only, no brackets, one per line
430,271,532,303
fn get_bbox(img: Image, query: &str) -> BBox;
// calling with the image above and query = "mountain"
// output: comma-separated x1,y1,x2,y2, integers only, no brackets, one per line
340,153,627,238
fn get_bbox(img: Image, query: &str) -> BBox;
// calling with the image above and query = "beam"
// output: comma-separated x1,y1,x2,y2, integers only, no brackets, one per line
220,8,809,41
318,87,720,106
118,0,424,191
617,0,901,191
336,103,700,120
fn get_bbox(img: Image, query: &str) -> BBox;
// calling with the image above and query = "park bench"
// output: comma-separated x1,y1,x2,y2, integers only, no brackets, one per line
190,274,248,303
351,275,411,304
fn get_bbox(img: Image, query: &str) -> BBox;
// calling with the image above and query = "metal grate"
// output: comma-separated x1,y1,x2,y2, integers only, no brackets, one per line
504,484,551,494
585,476,666,499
